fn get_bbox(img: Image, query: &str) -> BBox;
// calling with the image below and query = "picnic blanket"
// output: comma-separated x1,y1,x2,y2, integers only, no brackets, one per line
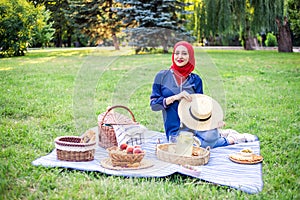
32,126,263,194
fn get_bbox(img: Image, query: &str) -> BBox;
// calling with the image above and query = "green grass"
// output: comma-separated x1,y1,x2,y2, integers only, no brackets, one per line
0,47,299,199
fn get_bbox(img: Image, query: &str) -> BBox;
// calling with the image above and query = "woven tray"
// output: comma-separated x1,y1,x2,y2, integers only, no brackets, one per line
98,105,137,149
55,136,96,162
156,143,210,166
107,146,145,167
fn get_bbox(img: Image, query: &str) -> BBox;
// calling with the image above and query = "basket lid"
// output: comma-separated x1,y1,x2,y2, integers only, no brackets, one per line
98,112,135,125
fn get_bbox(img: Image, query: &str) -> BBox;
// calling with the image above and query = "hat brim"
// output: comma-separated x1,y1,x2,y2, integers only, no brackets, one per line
178,94,224,131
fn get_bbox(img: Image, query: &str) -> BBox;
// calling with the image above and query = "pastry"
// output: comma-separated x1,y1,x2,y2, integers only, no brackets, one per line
229,153,263,164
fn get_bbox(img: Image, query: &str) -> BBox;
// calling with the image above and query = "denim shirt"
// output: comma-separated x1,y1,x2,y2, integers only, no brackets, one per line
150,69,203,139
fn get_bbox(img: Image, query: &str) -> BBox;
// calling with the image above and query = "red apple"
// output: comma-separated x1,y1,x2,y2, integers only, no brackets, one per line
120,143,128,150
126,146,134,154
134,145,141,149
133,147,143,154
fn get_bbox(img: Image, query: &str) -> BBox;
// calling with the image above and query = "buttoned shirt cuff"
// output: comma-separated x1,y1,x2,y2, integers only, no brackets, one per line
163,98,168,108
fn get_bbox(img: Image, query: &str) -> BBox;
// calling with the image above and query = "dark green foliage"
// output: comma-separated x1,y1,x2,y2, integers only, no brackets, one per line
287,0,300,46
46,0,73,47
202,0,285,49
2,0,297,55
115,0,195,53
28,0,74,47
68,0,122,49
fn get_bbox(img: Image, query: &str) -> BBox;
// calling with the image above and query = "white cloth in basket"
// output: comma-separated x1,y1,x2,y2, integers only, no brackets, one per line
113,124,147,146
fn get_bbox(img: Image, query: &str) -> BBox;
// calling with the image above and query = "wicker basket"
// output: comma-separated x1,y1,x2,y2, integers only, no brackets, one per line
107,146,145,167
156,143,210,166
98,105,137,149
55,136,96,162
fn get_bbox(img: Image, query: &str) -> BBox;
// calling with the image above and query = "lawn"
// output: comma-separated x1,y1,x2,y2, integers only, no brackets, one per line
0,47,299,199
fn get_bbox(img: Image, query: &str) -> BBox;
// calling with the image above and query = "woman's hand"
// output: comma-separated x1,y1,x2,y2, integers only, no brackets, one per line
217,121,226,128
174,91,192,101
166,91,192,105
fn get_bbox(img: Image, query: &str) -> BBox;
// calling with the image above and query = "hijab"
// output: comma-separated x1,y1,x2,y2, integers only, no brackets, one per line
170,41,195,84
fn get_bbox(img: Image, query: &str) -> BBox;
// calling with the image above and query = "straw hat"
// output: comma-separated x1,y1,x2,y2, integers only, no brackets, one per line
178,94,224,131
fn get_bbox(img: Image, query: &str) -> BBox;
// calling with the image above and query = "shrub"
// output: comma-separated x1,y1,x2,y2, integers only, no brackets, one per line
0,0,54,57
256,34,262,46
265,32,278,47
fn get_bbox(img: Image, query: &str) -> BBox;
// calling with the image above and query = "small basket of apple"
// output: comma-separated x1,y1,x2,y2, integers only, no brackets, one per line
106,143,145,167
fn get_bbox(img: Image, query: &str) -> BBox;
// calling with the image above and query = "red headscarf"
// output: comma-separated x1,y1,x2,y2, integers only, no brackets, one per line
171,41,195,78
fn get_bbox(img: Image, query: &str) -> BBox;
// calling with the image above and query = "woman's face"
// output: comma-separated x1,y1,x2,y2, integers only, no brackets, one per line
173,45,189,67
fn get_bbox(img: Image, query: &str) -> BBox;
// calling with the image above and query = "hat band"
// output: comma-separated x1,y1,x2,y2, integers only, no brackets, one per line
189,107,212,122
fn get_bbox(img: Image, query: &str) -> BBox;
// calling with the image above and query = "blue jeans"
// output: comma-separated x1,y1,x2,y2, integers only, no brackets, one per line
179,126,229,148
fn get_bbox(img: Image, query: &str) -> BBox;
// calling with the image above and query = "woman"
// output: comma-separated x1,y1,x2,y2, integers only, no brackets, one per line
150,41,256,148
150,41,202,139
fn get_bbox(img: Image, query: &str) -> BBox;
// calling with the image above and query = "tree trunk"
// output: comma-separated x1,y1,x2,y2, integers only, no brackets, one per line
159,35,169,53
55,30,63,48
67,35,72,48
112,33,120,50
242,26,256,50
243,37,256,50
276,17,293,53
162,42,168,53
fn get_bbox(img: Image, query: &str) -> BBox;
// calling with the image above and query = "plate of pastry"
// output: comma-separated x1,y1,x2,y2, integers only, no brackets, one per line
229,148,263,164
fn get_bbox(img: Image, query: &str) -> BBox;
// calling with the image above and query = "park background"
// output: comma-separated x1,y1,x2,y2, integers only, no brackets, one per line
0,0,299,56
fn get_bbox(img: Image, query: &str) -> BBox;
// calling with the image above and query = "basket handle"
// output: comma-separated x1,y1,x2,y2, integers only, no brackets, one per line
206,146,210,151
100,105,137,125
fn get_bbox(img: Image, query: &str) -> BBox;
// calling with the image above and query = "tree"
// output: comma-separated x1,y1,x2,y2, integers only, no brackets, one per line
201,0,234,46
31,7,55,48
276,17,293,52
0,0,53,57
47,0,73,47
287,0,300,46
115,0,195,53
27,0,73,48
183,0,206,44
69,0,123,50
201,0,288,50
